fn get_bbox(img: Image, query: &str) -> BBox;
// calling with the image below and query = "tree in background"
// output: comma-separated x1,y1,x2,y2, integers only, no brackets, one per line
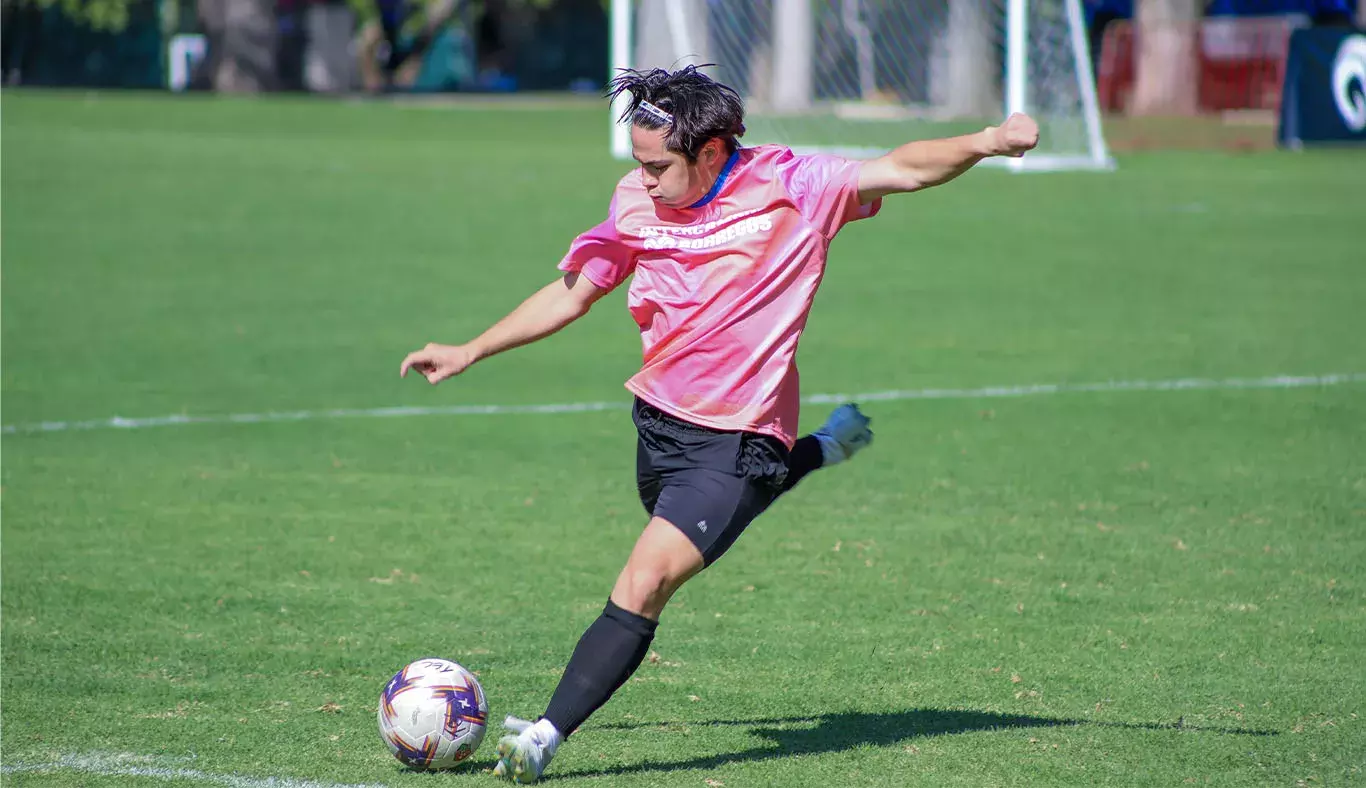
197,0,278,92
1131,0,1201,115
0,0,135,33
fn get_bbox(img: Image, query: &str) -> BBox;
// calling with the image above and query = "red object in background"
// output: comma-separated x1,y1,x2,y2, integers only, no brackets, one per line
1096,20,1138,111
1096,16,1303,113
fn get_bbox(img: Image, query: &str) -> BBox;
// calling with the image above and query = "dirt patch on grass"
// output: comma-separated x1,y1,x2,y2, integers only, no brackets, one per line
1105,112,1279,153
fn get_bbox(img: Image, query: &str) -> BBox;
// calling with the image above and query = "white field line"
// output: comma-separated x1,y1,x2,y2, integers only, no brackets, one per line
4,373,1363,436
1,752,390,788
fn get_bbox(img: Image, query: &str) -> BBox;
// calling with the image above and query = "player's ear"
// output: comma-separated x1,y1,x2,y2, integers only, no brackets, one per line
703,138,723,165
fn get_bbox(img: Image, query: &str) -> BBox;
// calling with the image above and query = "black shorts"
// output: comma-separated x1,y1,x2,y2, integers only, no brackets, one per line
633,397,790,565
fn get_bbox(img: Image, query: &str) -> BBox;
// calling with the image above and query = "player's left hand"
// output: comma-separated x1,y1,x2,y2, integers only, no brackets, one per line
986,113,1040,158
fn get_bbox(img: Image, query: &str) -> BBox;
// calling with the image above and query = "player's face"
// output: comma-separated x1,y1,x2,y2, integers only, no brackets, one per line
631,126,726,209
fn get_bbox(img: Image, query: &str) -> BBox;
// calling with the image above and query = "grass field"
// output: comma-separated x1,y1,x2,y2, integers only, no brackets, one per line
3,91,1365,787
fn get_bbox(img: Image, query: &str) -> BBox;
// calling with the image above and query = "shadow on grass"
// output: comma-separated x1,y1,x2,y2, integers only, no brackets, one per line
550,708,1277,780
400,756,501,778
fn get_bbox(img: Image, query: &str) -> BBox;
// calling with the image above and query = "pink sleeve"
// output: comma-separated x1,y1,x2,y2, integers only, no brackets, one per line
557,194,637,291
782,153,882,239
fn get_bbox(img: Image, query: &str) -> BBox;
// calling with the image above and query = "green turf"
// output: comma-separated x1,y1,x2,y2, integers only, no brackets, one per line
3,91,1364,787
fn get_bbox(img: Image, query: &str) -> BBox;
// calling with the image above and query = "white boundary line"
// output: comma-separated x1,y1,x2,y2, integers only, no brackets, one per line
4,373,1363,436
1,753,390,788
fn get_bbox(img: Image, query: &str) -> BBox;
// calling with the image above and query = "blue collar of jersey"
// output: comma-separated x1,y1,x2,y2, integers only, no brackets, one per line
688,149,741,210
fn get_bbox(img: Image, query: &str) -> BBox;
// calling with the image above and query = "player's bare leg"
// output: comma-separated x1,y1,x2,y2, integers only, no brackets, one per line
607,516,706,617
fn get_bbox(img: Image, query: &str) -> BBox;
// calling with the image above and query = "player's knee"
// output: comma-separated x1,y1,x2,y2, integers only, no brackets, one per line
614,564,681,614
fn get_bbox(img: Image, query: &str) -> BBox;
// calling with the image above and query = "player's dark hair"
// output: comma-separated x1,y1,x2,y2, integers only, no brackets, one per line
606,65,746,161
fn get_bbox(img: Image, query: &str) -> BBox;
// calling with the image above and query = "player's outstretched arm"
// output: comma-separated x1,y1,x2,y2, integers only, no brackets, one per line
856,112,1039,203
400,271,605,385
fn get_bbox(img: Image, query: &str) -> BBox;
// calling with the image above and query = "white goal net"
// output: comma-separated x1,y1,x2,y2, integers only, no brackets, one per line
610,0,1113,171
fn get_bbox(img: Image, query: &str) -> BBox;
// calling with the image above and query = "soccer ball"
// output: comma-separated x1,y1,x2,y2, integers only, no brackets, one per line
377,657,488,770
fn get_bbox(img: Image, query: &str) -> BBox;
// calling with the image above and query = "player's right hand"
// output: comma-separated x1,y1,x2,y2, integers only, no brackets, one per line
400,343,475,385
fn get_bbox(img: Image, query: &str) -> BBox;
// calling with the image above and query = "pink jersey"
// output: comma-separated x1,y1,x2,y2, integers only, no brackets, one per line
557,144,880,447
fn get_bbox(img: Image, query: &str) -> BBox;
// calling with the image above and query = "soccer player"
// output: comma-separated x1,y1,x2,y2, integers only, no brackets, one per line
399,65,1038,783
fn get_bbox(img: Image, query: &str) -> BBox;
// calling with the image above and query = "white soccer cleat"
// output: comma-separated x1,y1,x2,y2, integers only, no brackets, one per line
492,716,561,784
813,403,873,466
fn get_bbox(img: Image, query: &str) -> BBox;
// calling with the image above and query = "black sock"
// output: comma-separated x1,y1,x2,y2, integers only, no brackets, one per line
780,435,825,493
542,599,658,737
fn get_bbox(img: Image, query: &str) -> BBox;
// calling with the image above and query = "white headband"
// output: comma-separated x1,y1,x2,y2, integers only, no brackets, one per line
637,100,674,123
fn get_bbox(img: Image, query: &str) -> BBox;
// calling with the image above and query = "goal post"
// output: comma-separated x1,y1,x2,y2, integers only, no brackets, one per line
609,0,1114,172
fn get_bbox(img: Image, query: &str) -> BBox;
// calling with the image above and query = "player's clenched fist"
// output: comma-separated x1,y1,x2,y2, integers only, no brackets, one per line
985,113,1040,158
400,342,475,385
